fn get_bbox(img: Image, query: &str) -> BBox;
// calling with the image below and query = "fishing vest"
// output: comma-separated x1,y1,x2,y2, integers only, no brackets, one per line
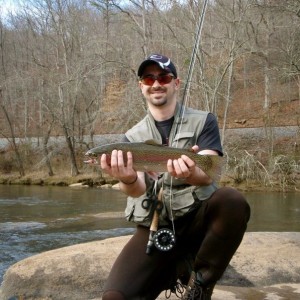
124,103,219,226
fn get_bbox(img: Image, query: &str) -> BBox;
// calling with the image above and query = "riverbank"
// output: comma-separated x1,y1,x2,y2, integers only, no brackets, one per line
0,170,299,193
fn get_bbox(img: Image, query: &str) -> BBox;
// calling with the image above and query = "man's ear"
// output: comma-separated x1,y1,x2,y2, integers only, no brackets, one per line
174,78,180,90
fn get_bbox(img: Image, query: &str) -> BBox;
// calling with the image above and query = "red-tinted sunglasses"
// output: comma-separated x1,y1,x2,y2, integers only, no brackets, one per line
140,74,175,86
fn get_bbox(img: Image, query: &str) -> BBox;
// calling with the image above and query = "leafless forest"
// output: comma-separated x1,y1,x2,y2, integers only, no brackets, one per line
0,0,299,191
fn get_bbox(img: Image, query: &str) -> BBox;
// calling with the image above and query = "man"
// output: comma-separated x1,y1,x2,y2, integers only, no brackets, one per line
100,54,250,299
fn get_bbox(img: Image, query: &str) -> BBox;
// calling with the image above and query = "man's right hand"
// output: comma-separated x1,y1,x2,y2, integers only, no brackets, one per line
100,150,138,184
99,150,146,197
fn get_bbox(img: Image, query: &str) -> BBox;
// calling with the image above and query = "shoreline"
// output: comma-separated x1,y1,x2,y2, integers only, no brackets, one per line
0,172,299,193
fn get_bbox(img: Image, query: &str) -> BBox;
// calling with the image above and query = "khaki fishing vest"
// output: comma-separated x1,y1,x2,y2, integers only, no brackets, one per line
124,103,218,226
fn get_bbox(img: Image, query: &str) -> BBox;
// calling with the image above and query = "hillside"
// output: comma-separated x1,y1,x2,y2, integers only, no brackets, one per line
96,76,300,134
222,93,299,129
214,72,299,129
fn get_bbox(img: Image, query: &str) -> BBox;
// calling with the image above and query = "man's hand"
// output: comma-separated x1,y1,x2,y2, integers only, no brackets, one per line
100,150,137,184
167,145,214,186
98,150,145,196
167,145,199,179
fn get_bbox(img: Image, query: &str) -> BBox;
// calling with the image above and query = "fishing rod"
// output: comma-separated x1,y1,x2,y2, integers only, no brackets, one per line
173,0,209,145
150,0,210,254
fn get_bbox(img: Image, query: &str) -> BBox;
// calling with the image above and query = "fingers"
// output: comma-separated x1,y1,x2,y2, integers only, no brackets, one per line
173,158,190,177
167,144,199,178
110,150,123,174
191,145,199,153
167,155,196,179
181,155,196,169
100,150,136,182
100,153,112,175
126,151,134,169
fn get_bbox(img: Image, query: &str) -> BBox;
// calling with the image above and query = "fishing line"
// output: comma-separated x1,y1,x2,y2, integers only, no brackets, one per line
168,0,209,240
169,177,176,233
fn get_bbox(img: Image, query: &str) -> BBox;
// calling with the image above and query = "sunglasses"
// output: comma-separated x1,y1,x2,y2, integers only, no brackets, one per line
140,74,175,86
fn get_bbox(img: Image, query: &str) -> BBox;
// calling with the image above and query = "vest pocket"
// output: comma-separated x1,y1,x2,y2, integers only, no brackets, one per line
125,196,152,227
172,131,195,149
163,187,199,219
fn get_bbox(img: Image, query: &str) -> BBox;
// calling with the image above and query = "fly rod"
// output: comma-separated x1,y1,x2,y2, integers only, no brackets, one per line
173,0,209,144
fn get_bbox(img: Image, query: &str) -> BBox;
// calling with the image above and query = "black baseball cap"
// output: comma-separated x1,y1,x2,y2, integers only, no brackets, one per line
138,54,177,78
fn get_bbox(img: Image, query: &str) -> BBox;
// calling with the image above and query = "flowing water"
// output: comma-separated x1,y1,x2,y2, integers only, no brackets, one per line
0,185,299,283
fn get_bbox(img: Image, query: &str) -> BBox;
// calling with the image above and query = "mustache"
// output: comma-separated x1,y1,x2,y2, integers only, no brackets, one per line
149,87,167,93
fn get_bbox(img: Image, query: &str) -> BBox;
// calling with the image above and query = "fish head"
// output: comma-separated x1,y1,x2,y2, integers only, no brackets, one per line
85,144,114,157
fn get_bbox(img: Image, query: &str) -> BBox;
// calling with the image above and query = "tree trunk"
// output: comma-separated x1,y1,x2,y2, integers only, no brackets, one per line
0,89,25,176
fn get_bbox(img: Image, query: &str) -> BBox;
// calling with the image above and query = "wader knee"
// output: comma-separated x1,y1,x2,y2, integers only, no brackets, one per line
194,229,246,285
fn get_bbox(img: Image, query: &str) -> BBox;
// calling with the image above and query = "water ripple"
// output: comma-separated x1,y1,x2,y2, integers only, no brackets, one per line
0,221,47,232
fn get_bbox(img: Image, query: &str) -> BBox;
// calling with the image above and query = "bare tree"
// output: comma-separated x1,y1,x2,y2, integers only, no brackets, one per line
217,0,252,144
0,88,26,176
19,0,107,175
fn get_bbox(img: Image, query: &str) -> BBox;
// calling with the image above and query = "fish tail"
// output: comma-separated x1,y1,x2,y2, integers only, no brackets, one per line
204,156,223,182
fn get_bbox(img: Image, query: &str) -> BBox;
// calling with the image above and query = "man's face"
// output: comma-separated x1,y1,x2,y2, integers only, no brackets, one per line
139,63,180,107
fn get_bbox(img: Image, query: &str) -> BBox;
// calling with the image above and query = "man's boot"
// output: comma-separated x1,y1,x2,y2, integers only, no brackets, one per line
182,271,215,300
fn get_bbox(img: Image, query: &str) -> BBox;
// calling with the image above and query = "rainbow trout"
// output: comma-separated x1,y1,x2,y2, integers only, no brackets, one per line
85,140,222,180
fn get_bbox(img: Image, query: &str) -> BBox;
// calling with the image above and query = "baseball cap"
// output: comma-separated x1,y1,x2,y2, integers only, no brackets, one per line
138,54,177,78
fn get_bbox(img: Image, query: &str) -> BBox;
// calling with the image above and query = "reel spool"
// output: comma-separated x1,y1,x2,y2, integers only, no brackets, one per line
154,228,175,252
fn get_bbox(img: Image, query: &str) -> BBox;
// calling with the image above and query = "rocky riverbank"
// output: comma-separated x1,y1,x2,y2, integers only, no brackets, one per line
1,232,300,300
1,171,299,193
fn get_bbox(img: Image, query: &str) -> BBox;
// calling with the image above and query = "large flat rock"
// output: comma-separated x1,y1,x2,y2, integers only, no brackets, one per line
1,232,300,300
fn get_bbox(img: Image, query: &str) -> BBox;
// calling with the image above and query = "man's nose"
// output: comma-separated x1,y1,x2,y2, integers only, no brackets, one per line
152,79,161,87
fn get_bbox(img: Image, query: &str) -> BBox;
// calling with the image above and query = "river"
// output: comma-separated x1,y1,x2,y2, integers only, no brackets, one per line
0,185,299,283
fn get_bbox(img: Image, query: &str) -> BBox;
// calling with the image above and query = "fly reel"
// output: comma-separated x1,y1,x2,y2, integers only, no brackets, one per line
153,228,176,252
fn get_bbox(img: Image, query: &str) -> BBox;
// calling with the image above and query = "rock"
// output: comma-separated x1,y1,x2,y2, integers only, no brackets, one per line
111,183,120,190
98,184,112,189
0,236,129,300
1,233,300,300
69,183,89,188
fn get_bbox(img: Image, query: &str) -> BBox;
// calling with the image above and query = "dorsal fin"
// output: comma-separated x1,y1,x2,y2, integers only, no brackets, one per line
144,139,162,146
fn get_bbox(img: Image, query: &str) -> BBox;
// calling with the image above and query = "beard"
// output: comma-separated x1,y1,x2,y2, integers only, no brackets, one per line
147,87,168,106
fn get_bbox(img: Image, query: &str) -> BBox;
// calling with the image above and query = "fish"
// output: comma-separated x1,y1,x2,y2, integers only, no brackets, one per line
85,140,222,180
